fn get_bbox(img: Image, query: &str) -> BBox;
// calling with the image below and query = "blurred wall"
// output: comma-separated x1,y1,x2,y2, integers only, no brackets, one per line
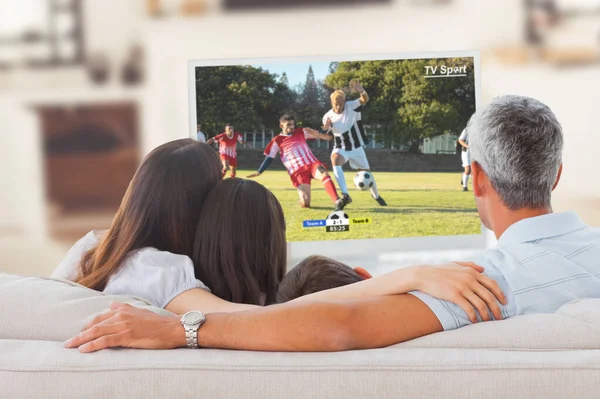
1,0,599,276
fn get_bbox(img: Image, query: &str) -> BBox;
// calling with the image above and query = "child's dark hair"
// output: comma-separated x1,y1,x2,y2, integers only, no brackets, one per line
276,255,363,303
192,178,286,306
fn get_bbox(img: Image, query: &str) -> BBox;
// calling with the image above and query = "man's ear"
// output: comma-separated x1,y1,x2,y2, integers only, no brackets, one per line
354,267,372,280
471,162,485,198
552,163,563,191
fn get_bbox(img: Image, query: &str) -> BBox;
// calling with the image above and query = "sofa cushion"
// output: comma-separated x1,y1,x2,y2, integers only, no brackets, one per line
1,339,600,399
398,298,600,350
0,272,172,341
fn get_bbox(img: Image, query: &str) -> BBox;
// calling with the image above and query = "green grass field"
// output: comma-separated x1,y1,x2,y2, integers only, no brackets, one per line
238,169,480,242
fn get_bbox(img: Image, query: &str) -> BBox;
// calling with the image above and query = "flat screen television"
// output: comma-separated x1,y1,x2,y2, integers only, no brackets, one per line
188,51,492,268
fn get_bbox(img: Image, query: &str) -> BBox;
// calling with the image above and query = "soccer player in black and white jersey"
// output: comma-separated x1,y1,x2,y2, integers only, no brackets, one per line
321,79,387,209
458,127,470,192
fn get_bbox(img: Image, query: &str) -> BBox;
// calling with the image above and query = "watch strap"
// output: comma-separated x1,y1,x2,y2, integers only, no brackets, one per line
184,325,199,349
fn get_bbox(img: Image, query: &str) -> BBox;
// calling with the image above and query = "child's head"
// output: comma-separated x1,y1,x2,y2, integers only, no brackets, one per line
192,178,286,306
276,255,372,303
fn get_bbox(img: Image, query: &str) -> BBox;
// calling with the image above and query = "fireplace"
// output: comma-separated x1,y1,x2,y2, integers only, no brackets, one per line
38,102,140,240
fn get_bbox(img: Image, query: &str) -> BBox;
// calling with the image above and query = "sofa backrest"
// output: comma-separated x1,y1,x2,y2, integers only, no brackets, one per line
398,298,600,350
2,272,600,349
0,272,172,341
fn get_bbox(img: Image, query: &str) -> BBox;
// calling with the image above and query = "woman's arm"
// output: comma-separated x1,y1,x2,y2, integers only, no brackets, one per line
291,262,507,322
164,288,259,315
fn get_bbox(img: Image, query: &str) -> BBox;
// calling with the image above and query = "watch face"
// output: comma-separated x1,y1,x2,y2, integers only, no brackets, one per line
183,312,204,325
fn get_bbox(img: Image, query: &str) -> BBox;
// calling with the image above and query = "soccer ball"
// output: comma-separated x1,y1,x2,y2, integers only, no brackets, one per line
353,171,374,191
327,211,349,221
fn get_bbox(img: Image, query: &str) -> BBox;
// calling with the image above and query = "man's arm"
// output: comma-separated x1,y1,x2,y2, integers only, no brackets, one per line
247,156,274,178
199,295,441,351
237,134,253,148
207,134,222,145
66,295,442,353
304,127,333,141
350,79,369,105
458,129,468,149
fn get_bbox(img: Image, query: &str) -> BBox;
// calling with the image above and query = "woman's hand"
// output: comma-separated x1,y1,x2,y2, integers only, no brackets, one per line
411,262,507,323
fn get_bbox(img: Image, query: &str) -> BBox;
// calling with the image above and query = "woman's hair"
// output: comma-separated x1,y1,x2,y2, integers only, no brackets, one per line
276,255,362,303
192,178,287,306
76,139,222,291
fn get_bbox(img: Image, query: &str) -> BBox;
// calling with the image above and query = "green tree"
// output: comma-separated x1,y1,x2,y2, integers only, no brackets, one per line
195,65,280,135
266,72,297,131
397,58,475,149
279,72,289,87
295,65,324,128
323,58,475,151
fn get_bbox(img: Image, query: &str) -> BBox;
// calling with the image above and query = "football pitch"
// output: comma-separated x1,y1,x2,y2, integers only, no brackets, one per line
238,169,481,242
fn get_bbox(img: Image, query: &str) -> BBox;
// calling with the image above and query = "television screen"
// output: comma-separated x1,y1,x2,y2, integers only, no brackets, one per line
189,51,485,266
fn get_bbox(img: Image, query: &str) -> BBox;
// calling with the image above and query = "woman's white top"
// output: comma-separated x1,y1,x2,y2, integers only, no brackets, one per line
51,230,210,308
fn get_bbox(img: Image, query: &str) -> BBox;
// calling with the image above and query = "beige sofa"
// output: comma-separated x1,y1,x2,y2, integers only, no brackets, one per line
1,272,600,399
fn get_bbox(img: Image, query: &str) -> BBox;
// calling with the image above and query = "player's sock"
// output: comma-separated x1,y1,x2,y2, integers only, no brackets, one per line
230,169,236,178
462,173,469,188
464,174,470,187
333,166,348,195
369,176,380,199
321,176,339,202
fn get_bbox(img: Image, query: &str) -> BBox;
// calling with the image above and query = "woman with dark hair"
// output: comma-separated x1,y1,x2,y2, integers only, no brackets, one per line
166,178,286,314
52,139,263,313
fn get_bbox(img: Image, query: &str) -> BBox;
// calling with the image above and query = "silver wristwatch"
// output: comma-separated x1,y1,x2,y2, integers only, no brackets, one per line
180,311,206,349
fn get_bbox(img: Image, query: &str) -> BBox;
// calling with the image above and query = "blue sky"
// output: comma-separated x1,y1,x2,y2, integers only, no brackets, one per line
252,62,331,89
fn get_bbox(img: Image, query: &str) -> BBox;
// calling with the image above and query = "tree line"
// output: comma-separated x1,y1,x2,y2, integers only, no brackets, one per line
195,57,475,152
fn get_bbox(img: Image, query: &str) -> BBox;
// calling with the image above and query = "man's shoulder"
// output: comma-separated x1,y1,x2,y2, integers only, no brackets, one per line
478,228,600,309
346,98,362,110
266,135,281,147
293,127,307,136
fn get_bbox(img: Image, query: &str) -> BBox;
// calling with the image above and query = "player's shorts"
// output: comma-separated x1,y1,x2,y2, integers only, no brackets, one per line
461,150,471,167
220,154,237,168
289,161,326,188
332,146,370,170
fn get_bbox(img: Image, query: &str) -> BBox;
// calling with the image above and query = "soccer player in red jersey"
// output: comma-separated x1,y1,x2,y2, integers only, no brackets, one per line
207,123,251,178
248,114,345,211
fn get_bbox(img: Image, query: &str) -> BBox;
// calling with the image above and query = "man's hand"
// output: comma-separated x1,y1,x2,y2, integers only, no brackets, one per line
350,79,364,93
206,138,215,145
322,118,332,131
64,302,185,353
247,172,261,178
412,262,507,322
303,128,319,138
